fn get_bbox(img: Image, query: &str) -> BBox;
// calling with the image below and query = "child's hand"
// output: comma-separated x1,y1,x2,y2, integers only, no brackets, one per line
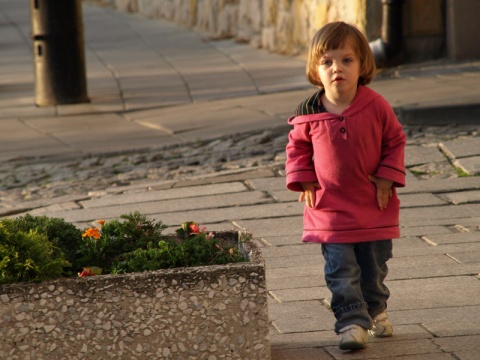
368,175,393,210
299,182,320,208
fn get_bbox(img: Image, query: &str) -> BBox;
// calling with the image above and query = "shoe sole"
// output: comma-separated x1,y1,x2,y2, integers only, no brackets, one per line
339,341,367,350
368,328,393,338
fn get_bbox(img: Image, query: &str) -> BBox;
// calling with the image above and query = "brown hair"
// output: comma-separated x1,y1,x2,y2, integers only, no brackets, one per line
306,21,376,87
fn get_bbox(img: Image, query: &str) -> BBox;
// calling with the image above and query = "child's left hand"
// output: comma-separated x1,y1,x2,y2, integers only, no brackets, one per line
368,175,393,210
299,182,320,209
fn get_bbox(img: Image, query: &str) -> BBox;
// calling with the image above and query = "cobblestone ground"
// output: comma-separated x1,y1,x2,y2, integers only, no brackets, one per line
0,124,478,213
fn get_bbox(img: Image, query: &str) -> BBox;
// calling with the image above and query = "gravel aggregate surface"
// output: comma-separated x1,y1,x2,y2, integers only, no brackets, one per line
0,124,478,214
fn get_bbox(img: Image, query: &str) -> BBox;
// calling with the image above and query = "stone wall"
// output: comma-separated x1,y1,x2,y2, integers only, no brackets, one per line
85,0,448,62
85,0,370,55
0,235,270,359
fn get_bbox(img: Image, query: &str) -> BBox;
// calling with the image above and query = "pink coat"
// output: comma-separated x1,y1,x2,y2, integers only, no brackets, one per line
285,85,406,243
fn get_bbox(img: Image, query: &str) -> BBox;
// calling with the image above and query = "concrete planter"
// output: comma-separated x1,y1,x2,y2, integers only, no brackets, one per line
0,232,270,359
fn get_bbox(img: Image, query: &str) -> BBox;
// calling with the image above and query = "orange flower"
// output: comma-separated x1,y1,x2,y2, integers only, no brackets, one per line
97,220,106,226
82,227,101,239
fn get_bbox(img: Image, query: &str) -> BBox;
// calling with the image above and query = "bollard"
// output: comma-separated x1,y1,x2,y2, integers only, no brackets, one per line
30,0,89,106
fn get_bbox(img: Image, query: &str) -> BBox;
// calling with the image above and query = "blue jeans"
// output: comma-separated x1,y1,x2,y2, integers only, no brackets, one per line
321,240,393,333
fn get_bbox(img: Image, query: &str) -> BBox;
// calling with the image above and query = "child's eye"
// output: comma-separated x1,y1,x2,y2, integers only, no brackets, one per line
343,58,354,64
321,60,332,66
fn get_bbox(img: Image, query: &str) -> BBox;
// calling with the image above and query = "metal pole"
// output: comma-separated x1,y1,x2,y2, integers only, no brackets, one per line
30,0,89,106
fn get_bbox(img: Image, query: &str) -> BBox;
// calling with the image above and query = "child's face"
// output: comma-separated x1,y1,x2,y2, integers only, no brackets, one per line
316,42,361,97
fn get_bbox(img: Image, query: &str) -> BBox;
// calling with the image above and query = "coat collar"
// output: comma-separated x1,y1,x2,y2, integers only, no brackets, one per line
288,85,381,125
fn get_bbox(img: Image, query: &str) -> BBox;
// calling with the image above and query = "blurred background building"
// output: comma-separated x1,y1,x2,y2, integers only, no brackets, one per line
87,0,479,66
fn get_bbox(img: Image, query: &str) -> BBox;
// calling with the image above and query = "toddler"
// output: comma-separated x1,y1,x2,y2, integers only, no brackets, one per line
285,21,406,350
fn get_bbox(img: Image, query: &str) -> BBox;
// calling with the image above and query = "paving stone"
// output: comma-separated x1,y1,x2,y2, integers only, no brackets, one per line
439,189,480,204
325,339,444,359
391,305,480,337
408,160,458,179
439,138,480,159
401,204,480,222
266,275,326,291
442,251,480,264
0,194,89,216
261,243,320,258
76,192,271,222
269,330,337,350
405,145,445,166
234,216,304,238
422,232,480,245
393,263,480,280
401,216,480,228
444,351,477,360
406,169,421,183
261,235,304,246
399,225,453,237
248,177,287,192
41,196,297,225
430,242,480,256
270,189,302,202
25,114,178,153
0,120,75,162
388,255,479,280
267,265,323,280
265,253,323,269
271,347,331,360
27,202,82,215
398,177,480,194
393,236,448,257
387,276,480,310
174,168,277,187
454,156,480,175
161,189,275,213
434,335,480,356
81,182,249,208
149,202,303,227
268,300,329,320
399,193,447,207
272,316,333,334
269,287,330,303
369,324,434,342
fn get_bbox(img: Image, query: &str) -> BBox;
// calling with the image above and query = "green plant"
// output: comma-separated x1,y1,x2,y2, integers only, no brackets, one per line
1,214,83,275
101,211,168,254
112,222,246,273
0,214,247,283
454,166,469,177
77,222,110,269
0,222,70,285
111,241,173,274
77,212,168,274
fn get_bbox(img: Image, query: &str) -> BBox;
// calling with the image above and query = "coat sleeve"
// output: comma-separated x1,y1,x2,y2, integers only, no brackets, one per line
375,102,406,187
285,118,318,192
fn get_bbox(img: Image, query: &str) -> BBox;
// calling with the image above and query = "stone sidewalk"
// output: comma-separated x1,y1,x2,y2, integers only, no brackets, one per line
13,167,480,360
1,1,480,359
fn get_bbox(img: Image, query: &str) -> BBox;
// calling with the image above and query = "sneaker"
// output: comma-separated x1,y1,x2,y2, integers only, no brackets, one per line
369,312,393,338
338,324,368,350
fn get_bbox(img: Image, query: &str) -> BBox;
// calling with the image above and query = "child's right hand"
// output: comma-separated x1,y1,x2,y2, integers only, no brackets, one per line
299,182,320,208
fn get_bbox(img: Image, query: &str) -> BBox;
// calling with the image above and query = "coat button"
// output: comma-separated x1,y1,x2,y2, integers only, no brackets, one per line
339,116,344,121
340,127,346,133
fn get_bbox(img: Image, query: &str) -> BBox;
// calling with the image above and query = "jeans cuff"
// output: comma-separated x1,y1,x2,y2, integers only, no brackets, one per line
335,301,368,317
334,302,372,333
